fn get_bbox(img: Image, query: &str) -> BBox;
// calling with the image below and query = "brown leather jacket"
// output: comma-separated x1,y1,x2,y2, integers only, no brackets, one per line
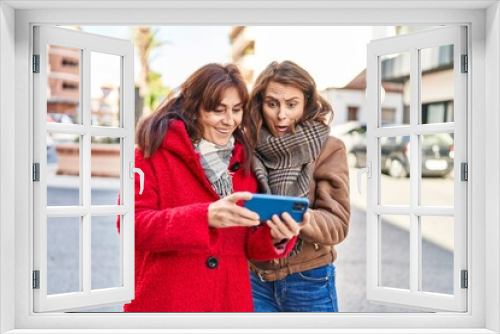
249,136,351,281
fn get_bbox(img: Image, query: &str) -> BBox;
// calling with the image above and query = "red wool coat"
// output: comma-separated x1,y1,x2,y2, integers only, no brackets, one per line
123,120,296,312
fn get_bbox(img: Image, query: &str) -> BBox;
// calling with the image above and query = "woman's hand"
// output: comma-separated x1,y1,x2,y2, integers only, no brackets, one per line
208,192,261,229
267,210,310,245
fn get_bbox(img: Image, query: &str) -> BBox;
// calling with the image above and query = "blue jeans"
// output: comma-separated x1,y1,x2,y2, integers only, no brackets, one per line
250,263,338,312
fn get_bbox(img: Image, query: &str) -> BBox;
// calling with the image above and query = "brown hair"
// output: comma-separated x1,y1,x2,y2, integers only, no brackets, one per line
136,63,252,171
248,60,333,145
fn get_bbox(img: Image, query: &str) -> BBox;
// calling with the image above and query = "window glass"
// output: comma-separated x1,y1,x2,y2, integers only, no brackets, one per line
91,215,121,290
90,52,121,127
47,45,81,125
380,136,411,206
47,216,80,295
420,45,454,124
90,136,121,206
421,216,454,294
380,215,410,290
47,133,81,206
380,52,409,126
420,133,454,206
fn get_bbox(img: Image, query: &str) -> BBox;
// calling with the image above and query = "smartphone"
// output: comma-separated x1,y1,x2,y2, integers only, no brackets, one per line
243,194,309,223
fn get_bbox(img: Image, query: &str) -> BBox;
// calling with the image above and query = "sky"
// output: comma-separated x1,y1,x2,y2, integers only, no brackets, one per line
82,26,232,91
80,26,380,91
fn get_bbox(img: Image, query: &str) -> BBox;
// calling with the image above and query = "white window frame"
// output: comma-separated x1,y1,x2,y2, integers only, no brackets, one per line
365,26,467,312
1,1,499,333
32,25,135,313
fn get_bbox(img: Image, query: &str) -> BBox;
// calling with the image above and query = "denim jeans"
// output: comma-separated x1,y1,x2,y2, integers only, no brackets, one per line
250,263,338,312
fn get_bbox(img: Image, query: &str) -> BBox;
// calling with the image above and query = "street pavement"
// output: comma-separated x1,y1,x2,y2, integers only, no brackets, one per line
350,167,455,251
47,187,123,312
335,205,453,312
46,165,454,313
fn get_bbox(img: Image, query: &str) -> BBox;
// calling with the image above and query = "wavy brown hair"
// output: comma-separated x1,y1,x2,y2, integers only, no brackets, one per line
248,60,333,146
136,63,252,172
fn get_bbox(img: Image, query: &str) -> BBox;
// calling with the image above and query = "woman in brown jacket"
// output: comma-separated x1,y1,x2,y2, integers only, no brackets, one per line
248,60,350,312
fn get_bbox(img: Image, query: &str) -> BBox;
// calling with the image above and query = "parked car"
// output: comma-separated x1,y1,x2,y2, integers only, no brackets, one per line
332,121,397,153
348,132,454,178
330,121,367,153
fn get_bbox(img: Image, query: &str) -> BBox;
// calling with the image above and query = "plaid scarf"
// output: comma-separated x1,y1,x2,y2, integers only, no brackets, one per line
195,137,235,198
254,120,330,197
254,120,330,256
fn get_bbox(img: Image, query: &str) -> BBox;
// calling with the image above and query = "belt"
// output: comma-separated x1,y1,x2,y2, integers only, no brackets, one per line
249,251,334,282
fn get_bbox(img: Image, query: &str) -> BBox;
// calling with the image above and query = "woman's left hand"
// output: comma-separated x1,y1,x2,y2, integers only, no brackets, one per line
267,210,310,245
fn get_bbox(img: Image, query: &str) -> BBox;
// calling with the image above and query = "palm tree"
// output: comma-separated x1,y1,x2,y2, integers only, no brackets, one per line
133,26,170,119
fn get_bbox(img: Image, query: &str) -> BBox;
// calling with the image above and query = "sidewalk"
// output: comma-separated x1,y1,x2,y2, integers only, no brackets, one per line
349,168,454,252
47,163,453,252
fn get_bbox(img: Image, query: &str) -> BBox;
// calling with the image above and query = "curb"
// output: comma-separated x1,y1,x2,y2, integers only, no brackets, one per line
47,163,121,191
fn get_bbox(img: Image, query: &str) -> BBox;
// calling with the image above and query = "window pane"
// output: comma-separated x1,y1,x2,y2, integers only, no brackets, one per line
91,215,121,290
47,44,80,125
335,209,423,312
421,216,454,294
47,216,80,295
380,52,408,126
380,136,410,206
380,215,410,290
420,45,454,124
420,133,454,206
91,52,121,127
91,137,121,206
47,133,81,206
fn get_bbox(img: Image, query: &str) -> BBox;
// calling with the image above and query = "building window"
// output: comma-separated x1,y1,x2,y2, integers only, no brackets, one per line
348,106,359,120
62,82,78,90
422,101,454,124
381,107,396,123
62,58,79,67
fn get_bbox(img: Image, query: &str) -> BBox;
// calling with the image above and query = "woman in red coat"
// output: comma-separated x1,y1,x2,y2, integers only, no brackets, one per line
124,64,306,312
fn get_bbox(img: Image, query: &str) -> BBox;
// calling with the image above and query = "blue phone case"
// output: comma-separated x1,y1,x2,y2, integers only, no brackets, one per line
243,194,309,222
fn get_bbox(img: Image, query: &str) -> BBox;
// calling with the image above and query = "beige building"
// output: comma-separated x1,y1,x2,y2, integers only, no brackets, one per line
47,43,80,120
377,26,454,124
321,70,404,125
229,26,256,85
47,26,120,127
